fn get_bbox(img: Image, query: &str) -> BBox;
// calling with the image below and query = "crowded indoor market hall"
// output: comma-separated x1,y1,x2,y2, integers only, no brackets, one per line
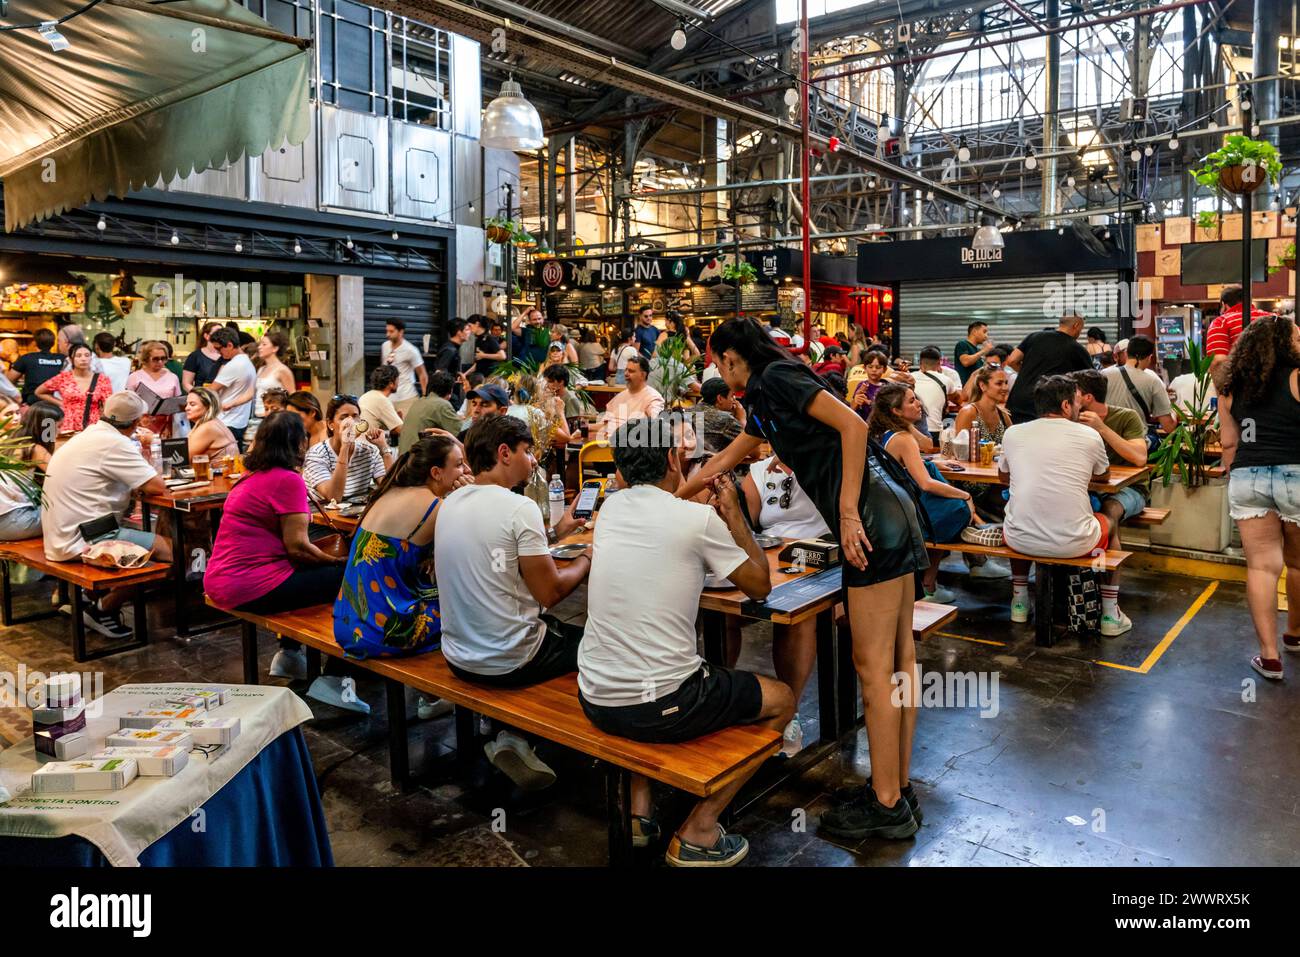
0,0,1295,907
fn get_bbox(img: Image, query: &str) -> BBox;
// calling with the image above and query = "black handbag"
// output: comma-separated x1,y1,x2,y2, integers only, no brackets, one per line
867,437,937,543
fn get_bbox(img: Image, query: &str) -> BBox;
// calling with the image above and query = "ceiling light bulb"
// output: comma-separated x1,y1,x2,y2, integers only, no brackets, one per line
784,87,799,107
1144,145,1154,156
234,240,243,253
391,231,399,240
1251,124,1261,137
1066,175,1076,187
1208,120,1218,131
95,215,106,231
346,236,354,249
1130,148,1142,162
957,143,971,163
670,27,687,50
1240,97,1252,112
293,241,302,255
1025,154,1038,170
1169,135,1179,149
170,231,180,245
925,190,934,200
992,187,1002,198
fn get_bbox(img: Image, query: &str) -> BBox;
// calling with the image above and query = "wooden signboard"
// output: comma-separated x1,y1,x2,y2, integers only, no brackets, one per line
1164,217,1192,245
1154,248,1181,277
1252,210,1278,238
1136,224,1162,252
1221,213,1243,241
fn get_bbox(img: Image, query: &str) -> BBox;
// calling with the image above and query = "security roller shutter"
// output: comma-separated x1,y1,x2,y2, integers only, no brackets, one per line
897,271,1125,361
362,280,442,381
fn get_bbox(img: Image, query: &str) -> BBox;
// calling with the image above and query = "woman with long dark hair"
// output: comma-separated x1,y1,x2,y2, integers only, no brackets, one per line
1219,316,1300,680
0,402,63,541
677,317,929,840
334,434,471,660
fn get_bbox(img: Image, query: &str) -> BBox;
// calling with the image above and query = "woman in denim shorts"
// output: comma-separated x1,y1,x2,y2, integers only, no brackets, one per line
1220,316,1300,680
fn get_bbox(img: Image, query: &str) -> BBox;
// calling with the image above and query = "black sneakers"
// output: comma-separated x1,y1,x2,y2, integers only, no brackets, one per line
820,788,919,841
831,777,923,825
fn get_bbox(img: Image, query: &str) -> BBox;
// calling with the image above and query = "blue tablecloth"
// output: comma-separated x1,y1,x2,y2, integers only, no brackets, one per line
0,728,332,867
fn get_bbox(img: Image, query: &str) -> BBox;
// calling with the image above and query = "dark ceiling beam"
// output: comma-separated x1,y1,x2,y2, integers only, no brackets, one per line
464,0,647,63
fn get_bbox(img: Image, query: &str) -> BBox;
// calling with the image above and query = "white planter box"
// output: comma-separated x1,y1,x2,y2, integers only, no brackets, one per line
1149,477,1231,553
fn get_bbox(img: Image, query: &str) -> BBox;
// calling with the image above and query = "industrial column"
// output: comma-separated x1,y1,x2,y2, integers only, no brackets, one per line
1254,0,1282,210
1041,0,1061,224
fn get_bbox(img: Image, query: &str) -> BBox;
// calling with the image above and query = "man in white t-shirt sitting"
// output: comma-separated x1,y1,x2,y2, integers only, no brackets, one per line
595,355,664,439
359,365,404,448
1102,335,1175,433
434,414,590,790
579,419,793,868
381,319,428,415
999,375,1111,625
912,345,962,443
208,328,257,448
41,392,173,639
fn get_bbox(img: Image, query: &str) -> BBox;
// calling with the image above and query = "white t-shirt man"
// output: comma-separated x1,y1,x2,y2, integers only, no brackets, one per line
579,484,748,706
613,343,639,383
212,351,256,430
382,338,424,403
434,483,552,675
1001,417,1109,558
913,365,960,434
93,355,132,395
41,421,157,561
1103,364,1173,422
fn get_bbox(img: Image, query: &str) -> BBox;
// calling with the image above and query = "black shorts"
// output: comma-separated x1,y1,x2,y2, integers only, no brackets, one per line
447,615,581,688
580,665,763,744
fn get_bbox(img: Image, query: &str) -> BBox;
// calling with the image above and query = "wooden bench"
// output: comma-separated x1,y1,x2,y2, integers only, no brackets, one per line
924,540,1133,647
213,600,781,866
0,537,171,661
1124,507,1170,528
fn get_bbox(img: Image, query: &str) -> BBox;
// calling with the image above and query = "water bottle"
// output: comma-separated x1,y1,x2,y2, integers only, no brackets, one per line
605,473,619,498
548,474,565,527
150,441,163,476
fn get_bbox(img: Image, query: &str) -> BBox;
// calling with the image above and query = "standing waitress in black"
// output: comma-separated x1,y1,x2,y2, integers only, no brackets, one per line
678,318,928,839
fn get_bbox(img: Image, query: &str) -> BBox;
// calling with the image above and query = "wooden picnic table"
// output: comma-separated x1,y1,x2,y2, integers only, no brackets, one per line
932,457,1151,493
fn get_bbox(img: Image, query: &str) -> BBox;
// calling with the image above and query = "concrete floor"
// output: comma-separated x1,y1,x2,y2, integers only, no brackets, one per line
1,563,1296,867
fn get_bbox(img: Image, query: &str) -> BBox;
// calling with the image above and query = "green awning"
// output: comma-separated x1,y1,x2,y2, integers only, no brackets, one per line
0,0,312,232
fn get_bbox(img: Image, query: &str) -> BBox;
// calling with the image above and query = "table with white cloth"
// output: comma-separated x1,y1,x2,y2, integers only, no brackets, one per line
0,683,330,867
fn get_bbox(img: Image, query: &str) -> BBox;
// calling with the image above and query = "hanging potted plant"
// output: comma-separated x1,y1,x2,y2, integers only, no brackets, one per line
1190,133,1282,196
484,216,534,246
1269,239,1297,275
1147,341,1232,552
721,261,758,286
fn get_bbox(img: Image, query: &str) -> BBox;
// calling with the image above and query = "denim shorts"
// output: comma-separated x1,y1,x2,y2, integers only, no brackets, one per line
0,505,41,541
1101,485,1147,521
1229,465,1300,524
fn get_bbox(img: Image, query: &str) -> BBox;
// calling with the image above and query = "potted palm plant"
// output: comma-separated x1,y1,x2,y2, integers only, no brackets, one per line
653,335,699,408
1147,341,1232,552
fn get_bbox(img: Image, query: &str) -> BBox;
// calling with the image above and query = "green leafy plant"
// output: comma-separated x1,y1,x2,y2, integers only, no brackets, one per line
1149,340,1216,489
0,415,42,508
653,334,699,405
1268,239,1297,275
720,261,758,286
1190,134,1282,192
1195,210,1220,233
484,216,534,246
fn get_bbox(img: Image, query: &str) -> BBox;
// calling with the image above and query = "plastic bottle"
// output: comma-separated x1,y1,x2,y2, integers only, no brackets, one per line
969,419,981,463
605,473,619,497
548,474,565,527
150,441,163,476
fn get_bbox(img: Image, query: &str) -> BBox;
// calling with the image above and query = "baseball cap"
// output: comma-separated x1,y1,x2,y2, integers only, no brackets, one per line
100,391,147,428
1114,338,1130,352
547,341,564,353
469,384,510,406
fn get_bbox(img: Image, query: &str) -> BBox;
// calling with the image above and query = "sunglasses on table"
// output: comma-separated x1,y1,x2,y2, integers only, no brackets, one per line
765,474,794,509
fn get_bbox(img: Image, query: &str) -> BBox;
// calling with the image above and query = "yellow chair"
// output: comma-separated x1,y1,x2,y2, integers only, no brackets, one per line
578,440,615,479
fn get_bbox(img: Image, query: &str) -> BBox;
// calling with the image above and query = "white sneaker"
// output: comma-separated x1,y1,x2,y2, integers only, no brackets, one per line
417,696,454,720
780,717,803,757
484,730,556,790
1010,597,1030,623
306,675,371,715
969,559,1012,580
923,585,957,604
939,555,970,575
269,648,307,680
1099,610,1133,637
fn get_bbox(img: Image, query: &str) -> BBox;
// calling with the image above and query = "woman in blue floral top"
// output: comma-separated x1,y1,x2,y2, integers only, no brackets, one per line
333,435,471,659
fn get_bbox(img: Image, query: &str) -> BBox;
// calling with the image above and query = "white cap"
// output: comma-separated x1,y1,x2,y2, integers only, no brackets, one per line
101,391,147,428
1114,338,1129,353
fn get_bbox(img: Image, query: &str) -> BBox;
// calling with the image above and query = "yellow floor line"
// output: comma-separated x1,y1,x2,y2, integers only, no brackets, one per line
1094,580,1219,674
932,631,1007,647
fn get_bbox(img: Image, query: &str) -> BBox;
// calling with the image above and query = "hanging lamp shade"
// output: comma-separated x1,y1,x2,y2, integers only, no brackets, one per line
111,272,145,304
971,215,1004,250
481,78,544,151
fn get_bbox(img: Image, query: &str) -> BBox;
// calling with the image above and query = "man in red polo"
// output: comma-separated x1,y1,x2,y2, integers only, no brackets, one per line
1207,284,1273,384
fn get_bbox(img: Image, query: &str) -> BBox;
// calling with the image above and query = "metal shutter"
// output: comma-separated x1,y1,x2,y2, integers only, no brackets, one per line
362,280,441,380
898,271,1125,361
